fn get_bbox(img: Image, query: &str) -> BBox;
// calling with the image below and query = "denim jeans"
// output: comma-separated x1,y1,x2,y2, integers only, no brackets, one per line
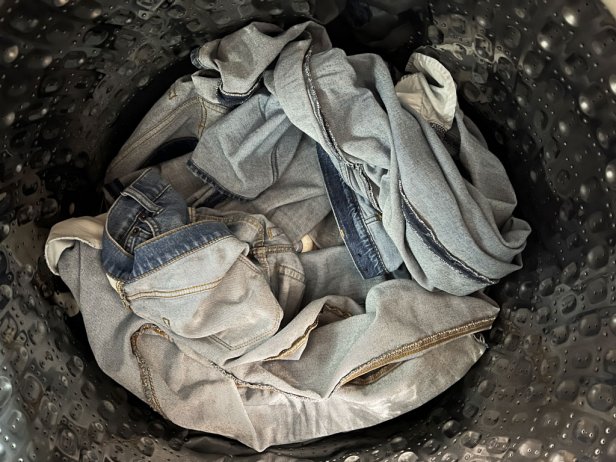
104,62,332,245
189,21,531,294
46,205,497,450
43,20,530,450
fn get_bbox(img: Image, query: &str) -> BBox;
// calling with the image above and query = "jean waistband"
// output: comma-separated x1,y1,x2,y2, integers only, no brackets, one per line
102,168,231,281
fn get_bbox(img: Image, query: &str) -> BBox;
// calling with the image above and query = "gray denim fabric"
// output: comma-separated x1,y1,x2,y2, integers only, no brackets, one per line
48,227,496,450
43,20,530,450
190,21,531,294
104,58,331,245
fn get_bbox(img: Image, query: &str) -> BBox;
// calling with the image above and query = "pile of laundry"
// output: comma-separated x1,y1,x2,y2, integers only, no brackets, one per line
45,21,530,450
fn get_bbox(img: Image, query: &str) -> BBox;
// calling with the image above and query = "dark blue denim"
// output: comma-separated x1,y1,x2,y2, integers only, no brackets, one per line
316,144,387,279
102,168,231,281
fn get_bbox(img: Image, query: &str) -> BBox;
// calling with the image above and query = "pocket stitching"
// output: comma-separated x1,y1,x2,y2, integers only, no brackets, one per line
128,276,224,300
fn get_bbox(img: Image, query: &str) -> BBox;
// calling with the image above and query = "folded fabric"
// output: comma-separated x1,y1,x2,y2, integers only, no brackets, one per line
44,20,530,450
45,169,497,449
189,21,531,294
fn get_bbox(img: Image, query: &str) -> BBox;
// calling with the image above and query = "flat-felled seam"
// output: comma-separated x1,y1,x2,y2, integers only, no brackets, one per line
186,158,251,202
218,77,261,97
398,181,496,285
130,324,170,417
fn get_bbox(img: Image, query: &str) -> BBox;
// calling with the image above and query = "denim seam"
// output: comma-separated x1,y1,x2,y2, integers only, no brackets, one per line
357,209,386,271
109,98,203,171
336,316,496,389
121,184,169,215
105,168,170,255
124,234,234,283
263,303,349,363
237,254,264,276
303,49,341,163
263,318,318,361
140,216,160,237
323,303,352,319
115,280,133,312
125,228,152,254
186,158,252,201
128,276,224,300
121,190,161,214
303,49,363,172
105,170,153,255
197,98,207,137
266,227,284,240
251,245,295,255
118,213,144,251
316,145,387,278
398,181,496,285
201,99,228,115
277,265,305,283
206,361,317,401
349,362,404,386
362,214,381,225
271,143,279,183
360,166,381,212
251,248,270,280
130,324,170,417
196,213,266,244
218,77,261,97
133,220,222,250
134,324,317,401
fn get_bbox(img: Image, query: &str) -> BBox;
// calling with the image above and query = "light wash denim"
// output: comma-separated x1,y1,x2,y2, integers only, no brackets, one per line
46,208,497,449
104,58,332,245
43,20,531,450
190,21,531,294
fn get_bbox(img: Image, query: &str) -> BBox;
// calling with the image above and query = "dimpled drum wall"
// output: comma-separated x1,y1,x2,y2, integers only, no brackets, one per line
0,0,616,460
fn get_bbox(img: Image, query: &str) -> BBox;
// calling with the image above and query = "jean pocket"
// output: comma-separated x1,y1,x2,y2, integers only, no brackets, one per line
122,234,283,352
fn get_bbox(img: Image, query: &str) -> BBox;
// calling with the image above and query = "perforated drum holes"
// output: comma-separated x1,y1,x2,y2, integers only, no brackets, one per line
0,0,615,460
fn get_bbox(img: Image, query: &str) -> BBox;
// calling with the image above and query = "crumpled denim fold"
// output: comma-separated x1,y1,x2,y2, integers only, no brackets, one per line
43,19,531,450
45,170,498,450
189,21,531,294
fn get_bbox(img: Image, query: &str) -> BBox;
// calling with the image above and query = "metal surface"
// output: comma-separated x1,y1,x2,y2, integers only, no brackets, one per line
0,0,615,460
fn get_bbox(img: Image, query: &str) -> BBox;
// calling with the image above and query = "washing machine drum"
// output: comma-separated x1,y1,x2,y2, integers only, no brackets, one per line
0,0,615,460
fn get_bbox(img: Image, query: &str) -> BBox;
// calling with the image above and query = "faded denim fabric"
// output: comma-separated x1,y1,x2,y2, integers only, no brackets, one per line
190,21,531,294
46,213,496,450
104,61,331,245
43,20,531,450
